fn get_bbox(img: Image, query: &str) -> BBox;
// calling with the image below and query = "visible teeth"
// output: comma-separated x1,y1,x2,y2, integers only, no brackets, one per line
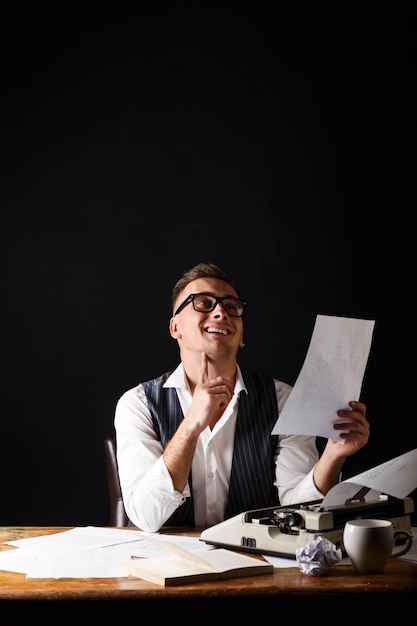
207,328,227,335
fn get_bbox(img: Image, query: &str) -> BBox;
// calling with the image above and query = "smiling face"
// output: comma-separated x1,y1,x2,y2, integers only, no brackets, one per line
170,277,244,362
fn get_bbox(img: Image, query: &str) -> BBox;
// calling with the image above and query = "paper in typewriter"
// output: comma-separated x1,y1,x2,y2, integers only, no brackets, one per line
272,314,375,442
321,447,417,506
347,447,417,498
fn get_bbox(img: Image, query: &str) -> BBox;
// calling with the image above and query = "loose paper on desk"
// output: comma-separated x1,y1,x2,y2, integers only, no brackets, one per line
0,527,214,579
272,315,375,442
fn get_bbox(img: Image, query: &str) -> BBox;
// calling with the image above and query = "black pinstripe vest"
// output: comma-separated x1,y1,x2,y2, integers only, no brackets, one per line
141,368,280,526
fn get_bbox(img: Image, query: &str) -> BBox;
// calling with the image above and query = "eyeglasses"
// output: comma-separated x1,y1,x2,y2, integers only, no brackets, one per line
173,292,246,317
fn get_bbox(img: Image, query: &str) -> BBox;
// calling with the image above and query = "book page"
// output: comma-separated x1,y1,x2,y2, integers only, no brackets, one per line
119,548,272,585
133,532,216,572
124,555,211,577
133,533,270,574
198,548,271,573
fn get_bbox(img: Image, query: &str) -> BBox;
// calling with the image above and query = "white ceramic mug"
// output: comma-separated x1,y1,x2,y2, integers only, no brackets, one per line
343,519,413,574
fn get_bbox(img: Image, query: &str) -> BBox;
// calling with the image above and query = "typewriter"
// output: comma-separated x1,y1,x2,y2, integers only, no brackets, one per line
200,492,414,559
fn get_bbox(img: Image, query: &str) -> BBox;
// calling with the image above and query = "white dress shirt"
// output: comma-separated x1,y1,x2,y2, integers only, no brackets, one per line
114,363,324,533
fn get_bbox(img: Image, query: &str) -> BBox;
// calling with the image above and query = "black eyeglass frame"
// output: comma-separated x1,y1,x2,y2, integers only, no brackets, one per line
173,292,247,317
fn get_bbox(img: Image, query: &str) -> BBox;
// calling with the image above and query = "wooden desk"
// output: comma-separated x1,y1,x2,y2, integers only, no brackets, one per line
1,527,416,615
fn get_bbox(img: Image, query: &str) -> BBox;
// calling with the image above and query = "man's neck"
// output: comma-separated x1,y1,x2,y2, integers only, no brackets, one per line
183,357,237,395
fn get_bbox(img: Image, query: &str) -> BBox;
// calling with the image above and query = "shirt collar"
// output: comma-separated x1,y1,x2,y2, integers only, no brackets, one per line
164,362,248,395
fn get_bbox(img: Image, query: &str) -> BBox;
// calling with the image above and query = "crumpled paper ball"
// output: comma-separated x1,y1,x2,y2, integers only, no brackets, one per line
296,536,342,575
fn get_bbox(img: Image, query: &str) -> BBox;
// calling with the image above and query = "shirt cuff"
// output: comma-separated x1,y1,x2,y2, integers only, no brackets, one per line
148,456,191,499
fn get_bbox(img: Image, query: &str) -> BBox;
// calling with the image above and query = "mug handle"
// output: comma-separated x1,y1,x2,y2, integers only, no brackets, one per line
392,530,413,558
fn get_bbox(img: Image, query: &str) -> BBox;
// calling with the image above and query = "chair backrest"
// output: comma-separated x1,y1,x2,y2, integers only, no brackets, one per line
103,435,129,527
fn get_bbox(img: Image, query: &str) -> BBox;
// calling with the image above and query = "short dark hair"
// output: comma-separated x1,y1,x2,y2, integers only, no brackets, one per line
172,263,241,313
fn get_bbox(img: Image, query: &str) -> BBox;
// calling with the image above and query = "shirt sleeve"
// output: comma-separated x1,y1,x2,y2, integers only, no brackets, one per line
273,380,325,505
114,384,190,533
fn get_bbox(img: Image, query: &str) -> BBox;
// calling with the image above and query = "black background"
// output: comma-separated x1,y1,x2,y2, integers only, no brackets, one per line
1,4,411,527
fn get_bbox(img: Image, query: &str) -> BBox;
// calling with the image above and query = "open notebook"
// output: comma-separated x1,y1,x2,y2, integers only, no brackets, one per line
118,533,273,586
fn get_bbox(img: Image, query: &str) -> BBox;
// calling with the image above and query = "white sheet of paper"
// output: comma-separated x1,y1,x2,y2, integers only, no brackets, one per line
336,448,417,500
272,314,375,442
321,448,417,508
5,526,143,551
320,482,382,507
0,527,214,579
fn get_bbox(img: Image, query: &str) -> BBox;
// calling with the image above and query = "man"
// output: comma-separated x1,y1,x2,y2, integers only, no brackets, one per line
114,262,370,532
